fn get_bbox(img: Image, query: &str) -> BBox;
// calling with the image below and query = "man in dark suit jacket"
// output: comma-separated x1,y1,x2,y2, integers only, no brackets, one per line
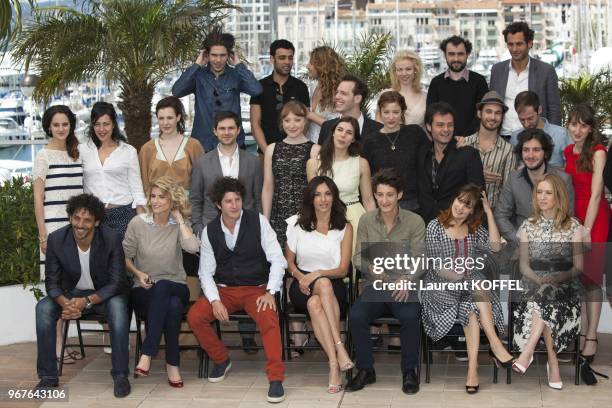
317,74,382,145
191,111,262,236
490,22,561,137
35,194,131,397
417,102,485,223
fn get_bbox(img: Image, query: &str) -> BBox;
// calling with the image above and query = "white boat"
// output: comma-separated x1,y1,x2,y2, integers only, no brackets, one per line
419,45,442,69
0,118,29,144
0,158,33,183
0,92,27,125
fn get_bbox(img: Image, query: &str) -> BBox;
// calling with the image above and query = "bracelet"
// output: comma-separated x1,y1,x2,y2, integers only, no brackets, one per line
38,236,47,243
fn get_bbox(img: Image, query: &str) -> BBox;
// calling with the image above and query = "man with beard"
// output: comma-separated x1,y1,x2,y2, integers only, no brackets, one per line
250,40,310,154
462,91,517,208
494,128,574,243
426,36,488,137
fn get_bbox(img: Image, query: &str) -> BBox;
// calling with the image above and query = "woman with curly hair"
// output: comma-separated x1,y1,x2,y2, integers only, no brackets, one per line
563,104,610,362
305,46,346,143
376,50,427,126
124,176,200,388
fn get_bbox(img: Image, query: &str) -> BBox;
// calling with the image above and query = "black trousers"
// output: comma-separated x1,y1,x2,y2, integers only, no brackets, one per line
349,285,421,375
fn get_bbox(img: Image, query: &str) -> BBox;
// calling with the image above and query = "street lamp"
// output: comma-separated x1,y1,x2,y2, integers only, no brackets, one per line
20,74,40,139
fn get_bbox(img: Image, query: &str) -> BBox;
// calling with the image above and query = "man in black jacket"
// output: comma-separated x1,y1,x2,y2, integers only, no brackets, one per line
34,194,131,397
417,102,485,223
317,74,382,145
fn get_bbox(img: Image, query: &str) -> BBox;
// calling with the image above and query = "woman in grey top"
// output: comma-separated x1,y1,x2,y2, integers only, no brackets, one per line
123,176,200,388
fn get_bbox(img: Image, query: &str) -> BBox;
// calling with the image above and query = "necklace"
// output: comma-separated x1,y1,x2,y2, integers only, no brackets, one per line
382,130,400,151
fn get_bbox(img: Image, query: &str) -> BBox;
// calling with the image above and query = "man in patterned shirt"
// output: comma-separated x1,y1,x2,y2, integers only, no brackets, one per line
462,91,517,208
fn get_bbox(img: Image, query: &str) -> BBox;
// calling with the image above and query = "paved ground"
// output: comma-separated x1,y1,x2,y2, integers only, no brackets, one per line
0,330,610,408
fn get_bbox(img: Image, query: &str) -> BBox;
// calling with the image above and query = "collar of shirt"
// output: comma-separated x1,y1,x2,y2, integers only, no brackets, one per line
217,144,239,165
220,210,243,242
509,58,530,75
444,68,470,82
264,74,298,90
520,162,548,188
357,113,365,132
465,132,504,154
375,208,402,230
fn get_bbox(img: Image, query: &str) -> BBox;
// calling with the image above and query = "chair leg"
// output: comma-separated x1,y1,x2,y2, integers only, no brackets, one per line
134,318,142,377
285,317,292,361
204,350,210,378
59,320,70,377
76,320,85,358
575,336,580,385
425,335,431,383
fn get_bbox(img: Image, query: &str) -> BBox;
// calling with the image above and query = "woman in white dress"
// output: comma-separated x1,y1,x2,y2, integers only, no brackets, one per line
376,50,427,127
285,176,353,393
304,46,345,143
33,105,83,365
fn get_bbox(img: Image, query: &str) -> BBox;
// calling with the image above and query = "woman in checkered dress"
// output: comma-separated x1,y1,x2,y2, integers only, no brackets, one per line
421,184,514,394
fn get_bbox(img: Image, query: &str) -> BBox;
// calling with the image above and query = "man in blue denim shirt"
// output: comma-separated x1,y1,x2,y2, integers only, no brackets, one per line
172,30,262,152
510,91,571,167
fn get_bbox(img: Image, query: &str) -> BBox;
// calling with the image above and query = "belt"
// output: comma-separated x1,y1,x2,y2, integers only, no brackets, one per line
105,203,130,209
345,200,360,206
530,259,573,271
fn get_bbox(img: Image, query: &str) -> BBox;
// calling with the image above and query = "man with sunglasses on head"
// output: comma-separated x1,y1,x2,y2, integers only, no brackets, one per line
172,27,262,152
250,39,310,155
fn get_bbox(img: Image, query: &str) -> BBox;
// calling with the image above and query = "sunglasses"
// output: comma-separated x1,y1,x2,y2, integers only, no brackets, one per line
275,87,283,111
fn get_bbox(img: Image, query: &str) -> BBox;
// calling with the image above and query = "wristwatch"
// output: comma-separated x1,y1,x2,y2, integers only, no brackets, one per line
267,289,276,296
84,296,93,310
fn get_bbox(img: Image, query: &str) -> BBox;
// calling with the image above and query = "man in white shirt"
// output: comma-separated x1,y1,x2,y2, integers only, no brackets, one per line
190,111,262,236
490,22,561,138
189,111,263,353
317,74,383,145
187,177,287,403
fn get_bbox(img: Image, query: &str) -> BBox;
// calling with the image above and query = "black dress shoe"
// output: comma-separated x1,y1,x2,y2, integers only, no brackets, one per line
242,338,258,355
113,377,131,398
402,369,419,394
345,368,376,392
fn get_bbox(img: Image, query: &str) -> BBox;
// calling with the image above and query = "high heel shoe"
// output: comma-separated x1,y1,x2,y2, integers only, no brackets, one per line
335,341,354,371
581,338,598,363
546,363,563,390
167,378,184,388
134,367,149,378
512,355,534,375
465,384,479,394
488,349,515,368
327,362,342,394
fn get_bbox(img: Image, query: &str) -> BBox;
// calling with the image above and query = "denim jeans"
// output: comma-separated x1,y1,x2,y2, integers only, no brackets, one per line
36,289,130,381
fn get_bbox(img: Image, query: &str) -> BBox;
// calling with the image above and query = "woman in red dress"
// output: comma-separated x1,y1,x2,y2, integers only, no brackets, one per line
563,104,610,362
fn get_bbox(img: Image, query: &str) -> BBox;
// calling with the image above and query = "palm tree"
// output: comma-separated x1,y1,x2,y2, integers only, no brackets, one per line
11,0,235,150
0,0,34,50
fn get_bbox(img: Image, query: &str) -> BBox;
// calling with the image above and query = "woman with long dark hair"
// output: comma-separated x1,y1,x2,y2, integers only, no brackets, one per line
563,103,610,363
421,184,513,394
33,105,83,365
285,176,353,393
307,117,375,251
138,96,204,194
79,102,146,237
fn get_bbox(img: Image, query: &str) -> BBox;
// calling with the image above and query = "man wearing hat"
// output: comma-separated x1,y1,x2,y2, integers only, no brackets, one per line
462,91,517,208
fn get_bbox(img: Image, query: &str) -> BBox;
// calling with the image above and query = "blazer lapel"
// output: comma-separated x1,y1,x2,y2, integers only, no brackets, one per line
211,148,224,176
499,62,510,97
528,57,537,92
237,149,247,179
64,228,81,284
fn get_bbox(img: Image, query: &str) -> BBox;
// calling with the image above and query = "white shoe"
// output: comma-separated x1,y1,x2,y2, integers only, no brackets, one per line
104,347,112,354
546,363,563,390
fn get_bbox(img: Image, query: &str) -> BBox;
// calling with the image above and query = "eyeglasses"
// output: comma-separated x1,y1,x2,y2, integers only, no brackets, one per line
213,89,222,107
275,87,283,111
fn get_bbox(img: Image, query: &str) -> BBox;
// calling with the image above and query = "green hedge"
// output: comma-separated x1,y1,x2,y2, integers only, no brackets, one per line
0,177,43,299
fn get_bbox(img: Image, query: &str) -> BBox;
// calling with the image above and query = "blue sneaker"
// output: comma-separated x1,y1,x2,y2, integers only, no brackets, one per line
267,381,285,403
208,358,232,383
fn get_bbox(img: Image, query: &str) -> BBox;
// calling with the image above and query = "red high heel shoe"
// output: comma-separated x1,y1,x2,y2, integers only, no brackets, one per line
134,367,149,378
168,378,184,388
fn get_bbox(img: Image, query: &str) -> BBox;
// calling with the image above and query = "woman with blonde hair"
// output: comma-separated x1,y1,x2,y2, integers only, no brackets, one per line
512,174,583,390
305,46,346,142
123,176,200,388
376,50,427,126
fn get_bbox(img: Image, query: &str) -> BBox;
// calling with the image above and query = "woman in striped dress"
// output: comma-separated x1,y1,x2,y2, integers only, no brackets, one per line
33,105,83,365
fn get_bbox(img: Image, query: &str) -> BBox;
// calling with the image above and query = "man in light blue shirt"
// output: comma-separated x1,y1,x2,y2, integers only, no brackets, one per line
510,91,571,167
172,28,262,152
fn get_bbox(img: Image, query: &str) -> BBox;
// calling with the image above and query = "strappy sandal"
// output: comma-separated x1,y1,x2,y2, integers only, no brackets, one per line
327,362,342,394
581,337,598,363
57,351,76,365
66,349,83,360
335,341,354,371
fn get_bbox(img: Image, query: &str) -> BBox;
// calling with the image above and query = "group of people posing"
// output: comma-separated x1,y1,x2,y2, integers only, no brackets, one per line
31,20,611,403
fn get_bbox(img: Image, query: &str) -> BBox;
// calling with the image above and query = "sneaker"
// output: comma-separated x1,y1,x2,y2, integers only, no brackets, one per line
208,358,232,383
267,381,285,403
113,377,131,398
454,339,469,362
